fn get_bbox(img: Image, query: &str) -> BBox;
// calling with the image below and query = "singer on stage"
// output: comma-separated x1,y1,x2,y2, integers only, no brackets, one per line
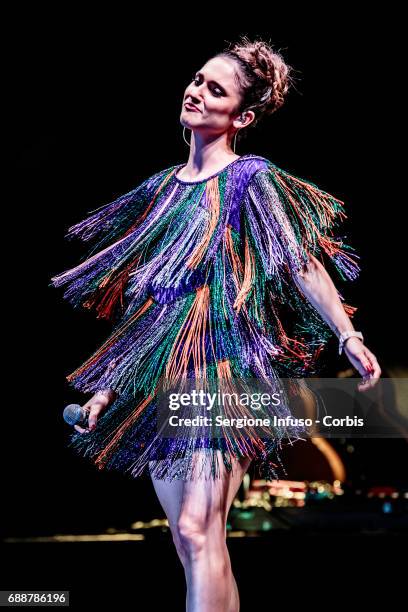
50,35,381,611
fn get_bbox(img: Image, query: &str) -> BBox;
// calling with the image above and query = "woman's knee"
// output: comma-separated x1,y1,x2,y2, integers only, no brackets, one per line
176,513,226,563
168,524,188,568
177,516,205,554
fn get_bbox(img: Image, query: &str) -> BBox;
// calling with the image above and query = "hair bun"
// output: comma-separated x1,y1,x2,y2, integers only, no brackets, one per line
226,35,294,116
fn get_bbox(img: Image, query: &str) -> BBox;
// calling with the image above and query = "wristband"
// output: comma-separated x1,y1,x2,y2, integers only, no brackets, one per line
339,330,364,355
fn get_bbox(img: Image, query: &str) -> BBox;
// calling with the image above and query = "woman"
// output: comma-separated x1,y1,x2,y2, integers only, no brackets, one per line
50,36,381,611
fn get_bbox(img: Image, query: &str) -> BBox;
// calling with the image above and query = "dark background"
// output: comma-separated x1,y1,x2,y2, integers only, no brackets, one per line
6,9,407,540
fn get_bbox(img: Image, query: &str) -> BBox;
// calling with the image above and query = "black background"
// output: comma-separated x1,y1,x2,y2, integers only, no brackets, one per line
6,8,407,539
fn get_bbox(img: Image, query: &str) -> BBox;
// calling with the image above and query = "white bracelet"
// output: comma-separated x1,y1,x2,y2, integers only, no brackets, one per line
338,331,364,355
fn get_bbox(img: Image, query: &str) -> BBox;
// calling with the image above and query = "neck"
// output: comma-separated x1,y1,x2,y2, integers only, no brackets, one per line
182,131,239,178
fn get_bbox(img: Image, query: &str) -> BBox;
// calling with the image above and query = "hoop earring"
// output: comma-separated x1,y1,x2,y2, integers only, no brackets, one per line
183,126,191,147
232,129,240,154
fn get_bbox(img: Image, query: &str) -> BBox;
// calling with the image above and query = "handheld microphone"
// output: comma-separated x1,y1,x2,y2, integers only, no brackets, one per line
63,404,89,427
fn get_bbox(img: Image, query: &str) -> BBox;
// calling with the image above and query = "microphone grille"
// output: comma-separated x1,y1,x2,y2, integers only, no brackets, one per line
63,403,84,426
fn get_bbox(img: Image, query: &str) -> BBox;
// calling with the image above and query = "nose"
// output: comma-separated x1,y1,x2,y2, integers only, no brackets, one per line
185,83,202,104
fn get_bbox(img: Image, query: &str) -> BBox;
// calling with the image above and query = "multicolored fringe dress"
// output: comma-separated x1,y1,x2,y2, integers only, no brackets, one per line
50,153,360,481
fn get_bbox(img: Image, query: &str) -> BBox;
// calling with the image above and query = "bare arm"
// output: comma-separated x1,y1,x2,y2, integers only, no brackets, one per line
294,253,381,390
294,254,356,339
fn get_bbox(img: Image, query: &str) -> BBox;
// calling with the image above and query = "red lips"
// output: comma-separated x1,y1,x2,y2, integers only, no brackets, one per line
184,102,201,112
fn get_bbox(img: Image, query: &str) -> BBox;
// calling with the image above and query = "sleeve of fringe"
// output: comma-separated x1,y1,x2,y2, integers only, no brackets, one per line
49,166,176,321
243,163,361,283
61,168,172,253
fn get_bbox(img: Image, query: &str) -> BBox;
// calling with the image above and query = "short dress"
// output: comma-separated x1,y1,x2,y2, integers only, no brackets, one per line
50,153,360,481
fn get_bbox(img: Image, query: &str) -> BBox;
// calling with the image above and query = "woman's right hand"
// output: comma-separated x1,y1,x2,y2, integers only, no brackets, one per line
74,389,117,434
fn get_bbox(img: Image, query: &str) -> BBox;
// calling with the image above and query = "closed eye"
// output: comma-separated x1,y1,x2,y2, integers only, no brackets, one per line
191,73,224,97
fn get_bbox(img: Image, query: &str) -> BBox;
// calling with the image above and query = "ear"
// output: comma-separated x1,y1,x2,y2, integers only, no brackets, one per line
232,109,255,130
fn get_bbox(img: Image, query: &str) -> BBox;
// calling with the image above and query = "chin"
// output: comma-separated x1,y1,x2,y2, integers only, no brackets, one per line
180,115,197,128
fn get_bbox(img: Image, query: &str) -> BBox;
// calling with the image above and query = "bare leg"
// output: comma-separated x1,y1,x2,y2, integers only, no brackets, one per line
149,451,251,612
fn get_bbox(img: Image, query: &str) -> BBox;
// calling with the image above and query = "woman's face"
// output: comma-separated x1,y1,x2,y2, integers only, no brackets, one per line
180,56,245,139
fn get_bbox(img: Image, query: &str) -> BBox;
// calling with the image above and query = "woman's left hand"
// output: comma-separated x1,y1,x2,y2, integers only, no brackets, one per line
343,337,382,392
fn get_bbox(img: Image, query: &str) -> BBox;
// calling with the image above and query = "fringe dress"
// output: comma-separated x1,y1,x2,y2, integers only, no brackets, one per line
50,153,360,481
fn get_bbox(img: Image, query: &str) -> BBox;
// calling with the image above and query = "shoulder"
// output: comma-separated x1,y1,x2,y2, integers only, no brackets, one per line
244,157,340,198
242,158,347,219
234,153,271,181
228,154,272,208
232,154,297,200
137,163,182,193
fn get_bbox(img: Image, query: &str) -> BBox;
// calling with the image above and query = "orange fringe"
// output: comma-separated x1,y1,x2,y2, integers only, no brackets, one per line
233,234,255,314
83,253,145,320
187,177,220,269
165,284,210,385
273,172,347,244
342,302,358,317
225,226,244,279
122,168,179,238
94,393,156,469
66,297,154,382
216,357,232,380
225,226,255,315
216,358,266,455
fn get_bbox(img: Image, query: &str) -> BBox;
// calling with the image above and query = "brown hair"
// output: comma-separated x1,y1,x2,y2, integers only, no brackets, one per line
214,35,296,143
